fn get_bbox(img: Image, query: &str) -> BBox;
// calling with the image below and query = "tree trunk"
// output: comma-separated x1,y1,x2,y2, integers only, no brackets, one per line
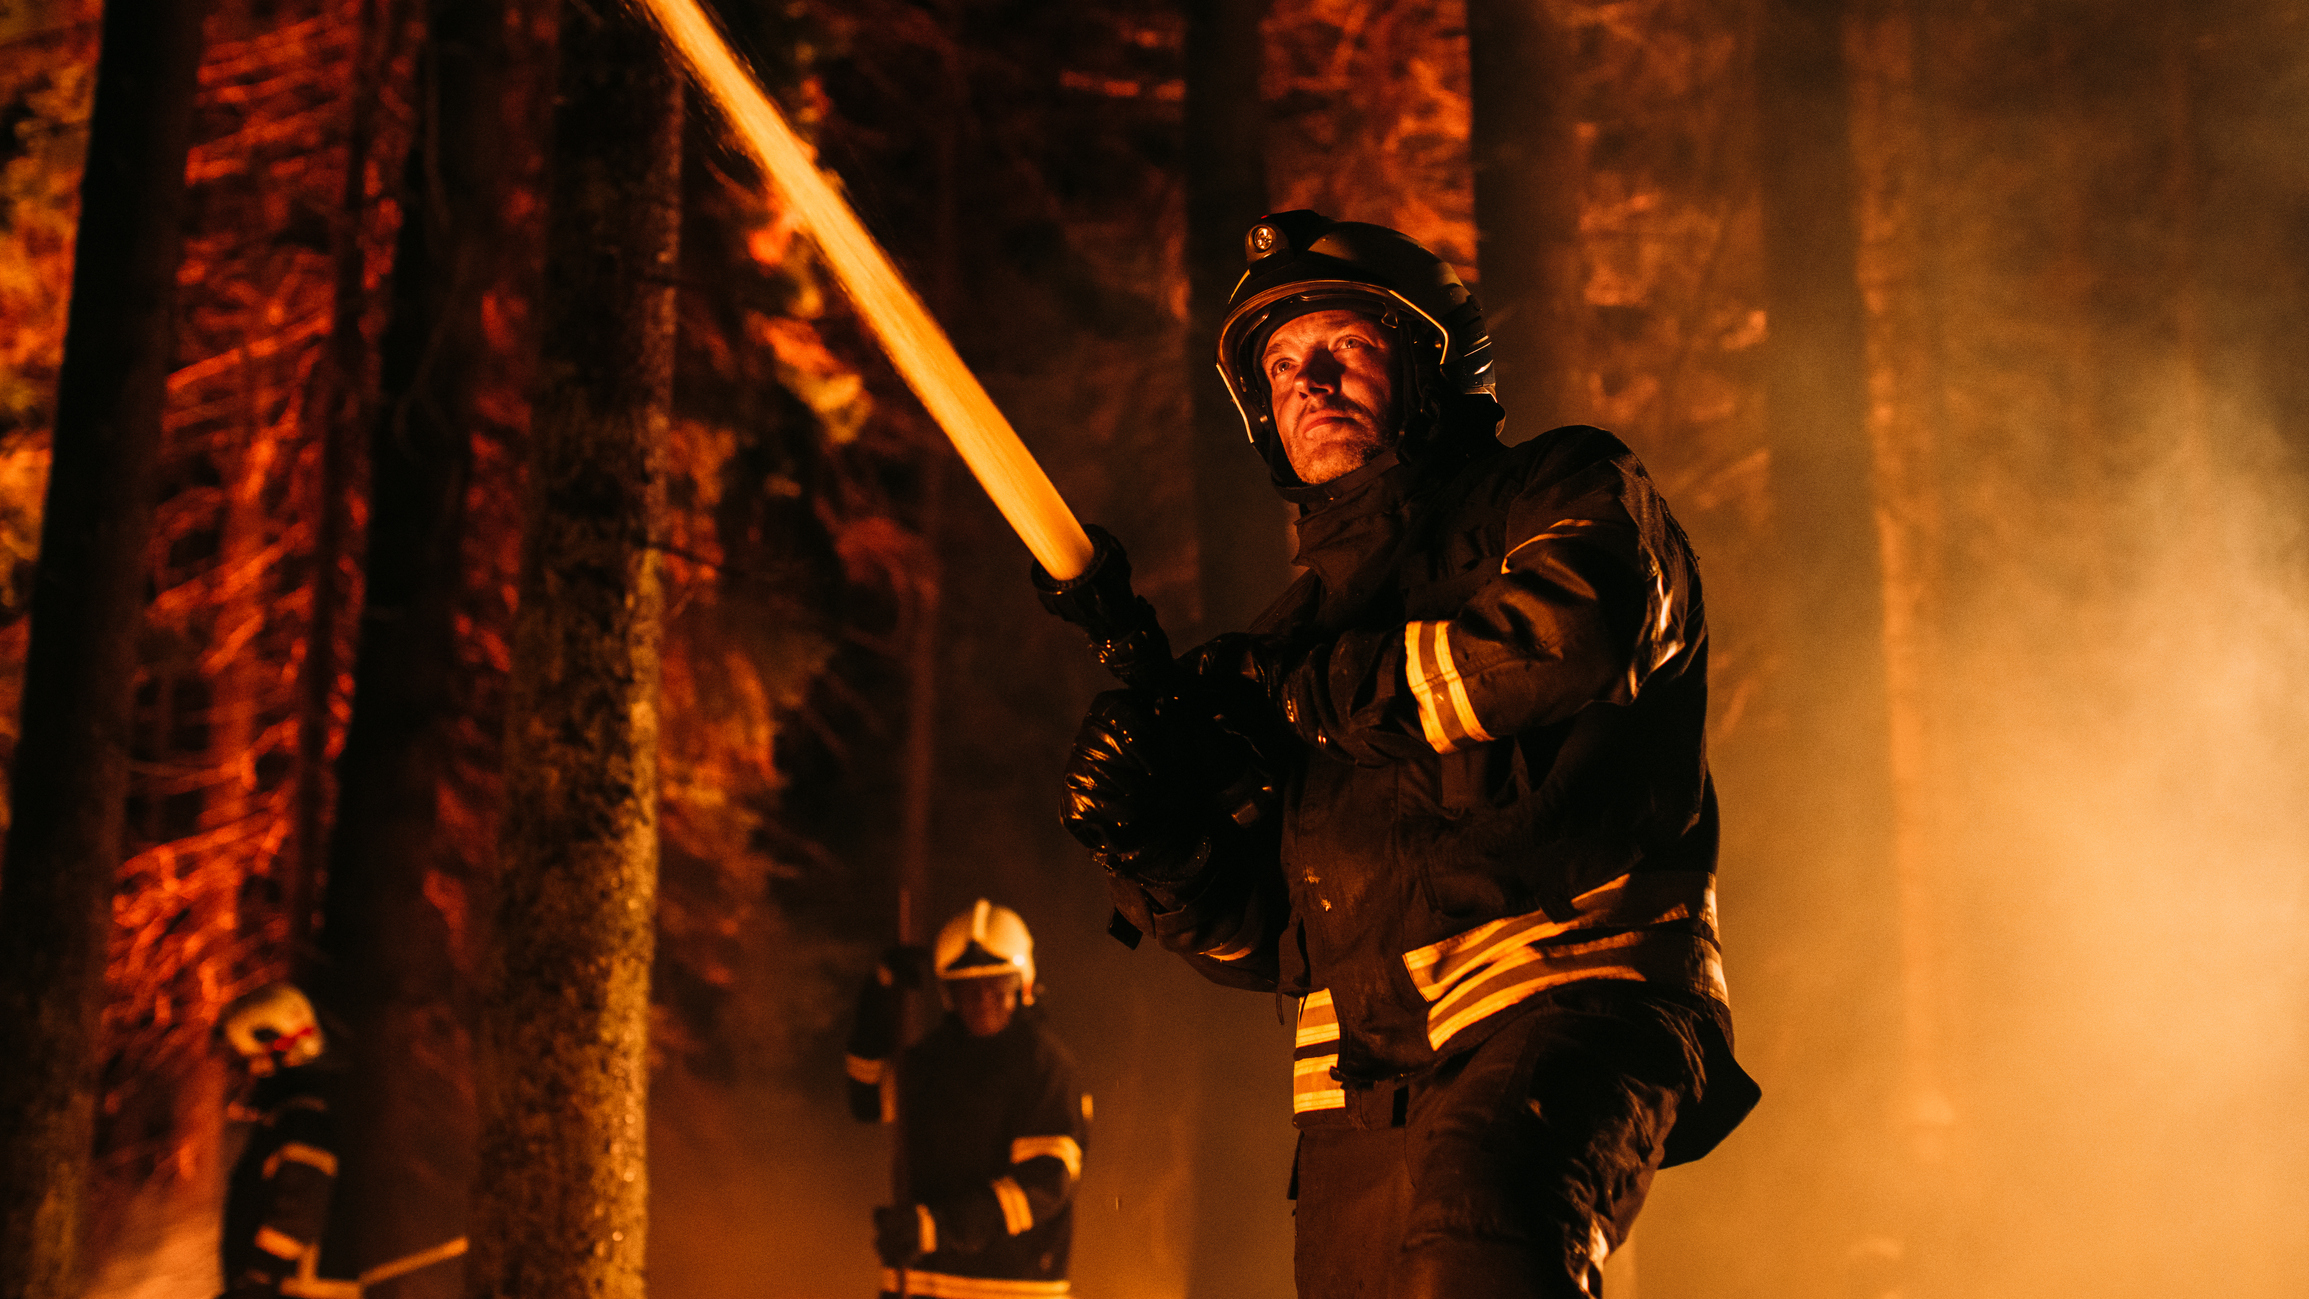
0,4,208,1297
291,0,390,969
1184,0,1284,634
319,0,513,1289
1842,0,1953,1167
1751,0,1918,1287
1465,0,1581,434
463,2,678,1295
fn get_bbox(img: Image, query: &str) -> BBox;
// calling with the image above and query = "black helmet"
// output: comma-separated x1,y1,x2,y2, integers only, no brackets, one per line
1216,210,1497,483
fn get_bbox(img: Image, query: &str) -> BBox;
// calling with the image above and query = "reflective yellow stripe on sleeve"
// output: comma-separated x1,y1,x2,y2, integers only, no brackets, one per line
845,1053,885,1086
990,1176,1034,1235
1009,1135,1083,1180
254,1225,308,1260
1403,621,1493,754
263,1142,338,1180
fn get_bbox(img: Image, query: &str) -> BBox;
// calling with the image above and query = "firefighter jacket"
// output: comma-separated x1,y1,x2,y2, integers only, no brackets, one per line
847,986,1089,1297
222,1063,338,1289
1125,419,1757,1164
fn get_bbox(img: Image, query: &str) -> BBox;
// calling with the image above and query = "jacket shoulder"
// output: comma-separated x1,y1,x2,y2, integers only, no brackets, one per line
1016,1013,1082,1083
1431,425,1635,534
1493,424,1639,488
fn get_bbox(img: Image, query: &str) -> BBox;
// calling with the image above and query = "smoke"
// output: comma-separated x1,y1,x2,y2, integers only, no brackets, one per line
1916,380,2309,1296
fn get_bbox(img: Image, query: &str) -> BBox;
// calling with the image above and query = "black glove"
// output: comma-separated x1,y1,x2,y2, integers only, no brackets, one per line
1032,525,1173,691
1061,690,1219,892
1181,631,1304,737
873,1203,932,1267
877,944,934,990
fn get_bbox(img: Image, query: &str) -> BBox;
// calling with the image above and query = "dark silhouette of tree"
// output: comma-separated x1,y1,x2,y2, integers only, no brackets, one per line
1185,0,1284,632
319,0,536,1291
1465,0,1580,433
462,1,678,1295
1747,0,1911,1290
0,3,209,1296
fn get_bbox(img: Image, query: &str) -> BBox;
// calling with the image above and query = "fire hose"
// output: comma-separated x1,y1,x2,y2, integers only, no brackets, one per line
276,1236,467,1299
629,0,1277,938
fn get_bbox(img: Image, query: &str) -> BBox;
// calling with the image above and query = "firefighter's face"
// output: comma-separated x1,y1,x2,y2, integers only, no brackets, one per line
1263,308,1400,484
950,973,1022,1037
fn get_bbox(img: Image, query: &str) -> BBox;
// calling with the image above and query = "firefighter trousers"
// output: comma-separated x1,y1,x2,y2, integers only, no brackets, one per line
1291,985,1704,1299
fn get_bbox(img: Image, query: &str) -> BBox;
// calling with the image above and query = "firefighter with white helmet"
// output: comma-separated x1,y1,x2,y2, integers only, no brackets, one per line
845,900,1089,1297
214,982,339,1298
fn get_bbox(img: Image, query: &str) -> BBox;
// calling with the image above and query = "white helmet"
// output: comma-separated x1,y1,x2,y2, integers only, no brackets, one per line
934,900,1036,1005
219,982,325,1075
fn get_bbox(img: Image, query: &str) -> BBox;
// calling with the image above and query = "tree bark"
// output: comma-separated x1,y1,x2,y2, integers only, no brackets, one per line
1466,0,1581,434
463,2,678,1296
319,0,512,1289
0,4,208,1297
1184,0,1284,634
291,0,392,969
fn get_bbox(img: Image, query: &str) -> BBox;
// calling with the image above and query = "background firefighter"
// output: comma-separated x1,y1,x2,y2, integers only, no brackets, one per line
1044,210,1762,1298
215,982,339,1299
844,900,1089,1299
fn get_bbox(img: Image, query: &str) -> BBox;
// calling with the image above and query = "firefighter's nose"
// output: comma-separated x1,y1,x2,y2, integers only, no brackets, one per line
1298,347,1344,390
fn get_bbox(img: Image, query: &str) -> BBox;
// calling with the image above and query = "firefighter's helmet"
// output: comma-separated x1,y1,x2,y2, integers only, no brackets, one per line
1216,210,1498,483
934,899,1036,1006
219,982,325,1075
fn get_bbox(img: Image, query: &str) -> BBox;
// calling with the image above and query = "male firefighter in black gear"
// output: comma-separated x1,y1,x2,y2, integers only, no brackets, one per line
215,982,339,1298
1043,210,1760,1298
846,900,1090,1299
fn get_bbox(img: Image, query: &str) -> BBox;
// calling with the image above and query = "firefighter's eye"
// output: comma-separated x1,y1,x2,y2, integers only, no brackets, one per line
1269,356,1295,378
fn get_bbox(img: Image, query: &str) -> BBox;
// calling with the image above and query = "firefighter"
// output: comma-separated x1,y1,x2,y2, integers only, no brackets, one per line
215,981,338,1298
845,900,1089,1298
1044,211,1761,1297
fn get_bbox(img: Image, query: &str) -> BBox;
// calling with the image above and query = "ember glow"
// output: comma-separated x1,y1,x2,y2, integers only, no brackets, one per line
2,0,2301,1297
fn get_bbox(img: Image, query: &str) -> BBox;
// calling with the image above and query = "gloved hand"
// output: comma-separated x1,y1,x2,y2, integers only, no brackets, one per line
1181,632,1302,733
1031,525,1173,691
873,1203,934,1267
876,944,935,990
1061,691,1215,891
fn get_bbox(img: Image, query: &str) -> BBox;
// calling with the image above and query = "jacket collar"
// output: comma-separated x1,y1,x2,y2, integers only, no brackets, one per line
1282,408,1497,622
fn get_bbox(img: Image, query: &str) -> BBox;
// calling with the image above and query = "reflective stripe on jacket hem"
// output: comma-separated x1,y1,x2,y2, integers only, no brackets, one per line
1291,989,1343,1114
1402,871,1727,1052
878,1269,1070,1297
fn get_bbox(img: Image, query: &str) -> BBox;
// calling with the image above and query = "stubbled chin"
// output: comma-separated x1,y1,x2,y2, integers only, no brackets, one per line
1291,444,1383,485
